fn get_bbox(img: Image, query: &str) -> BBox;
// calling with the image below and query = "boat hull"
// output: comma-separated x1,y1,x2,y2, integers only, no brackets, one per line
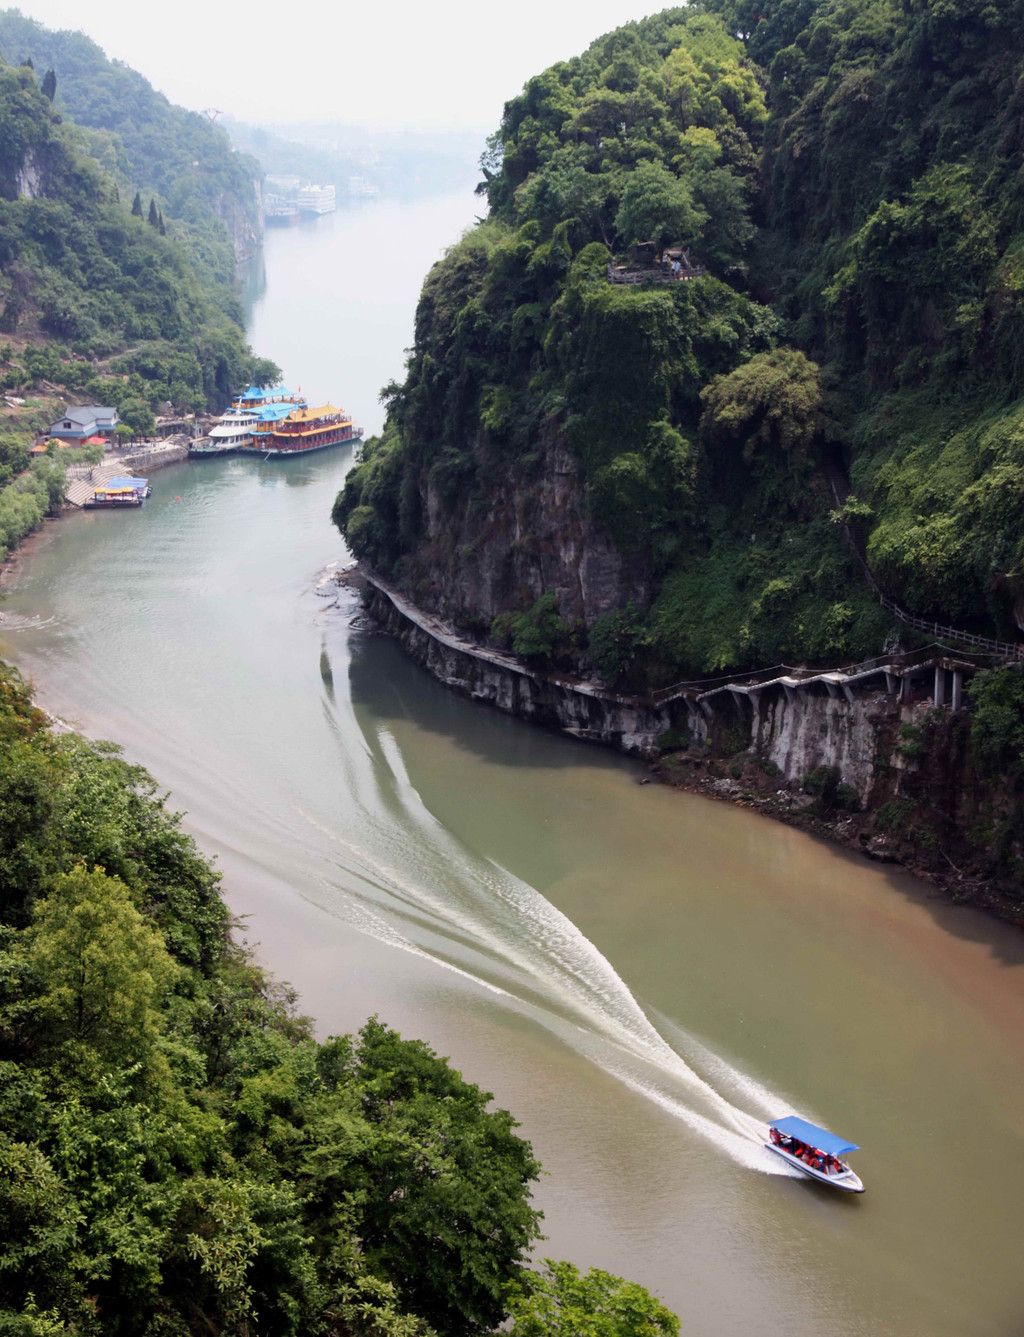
243,431,363,458
189,442,241,458
765,1143,865,1192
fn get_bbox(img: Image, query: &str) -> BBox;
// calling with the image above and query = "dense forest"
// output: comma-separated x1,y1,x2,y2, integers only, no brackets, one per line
0,54,276,559
0,9,263,285
0,662,680,1334
336,0,1024,687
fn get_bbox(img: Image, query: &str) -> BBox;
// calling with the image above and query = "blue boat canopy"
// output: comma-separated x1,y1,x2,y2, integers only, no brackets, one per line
241,384,293,399
106,477,147,491
771,1116,859,1156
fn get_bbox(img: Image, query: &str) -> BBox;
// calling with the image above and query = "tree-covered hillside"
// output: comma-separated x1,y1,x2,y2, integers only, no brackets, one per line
0,9,263,289
0,57,275,430
336,0,1024,686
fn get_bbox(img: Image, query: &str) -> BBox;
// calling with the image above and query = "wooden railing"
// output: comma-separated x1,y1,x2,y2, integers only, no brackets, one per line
824,467,1024,661
646,642,1014,706
607,263,706,285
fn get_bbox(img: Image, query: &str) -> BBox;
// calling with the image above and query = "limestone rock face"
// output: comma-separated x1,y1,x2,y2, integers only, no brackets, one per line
16,151,42,199
214,178,263,264
403,437,648,631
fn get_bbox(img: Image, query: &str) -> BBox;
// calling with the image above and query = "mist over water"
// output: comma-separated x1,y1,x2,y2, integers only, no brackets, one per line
3,196,1024,1335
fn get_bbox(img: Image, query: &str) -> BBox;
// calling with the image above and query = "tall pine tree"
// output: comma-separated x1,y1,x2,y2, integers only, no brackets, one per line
40,68,56,101
147,197,158,227
131,191,143,217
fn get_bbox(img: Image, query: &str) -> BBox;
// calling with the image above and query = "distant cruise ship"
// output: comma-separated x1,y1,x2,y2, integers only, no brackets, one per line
295,184,336,215
263,176,336,222
244,400,361,456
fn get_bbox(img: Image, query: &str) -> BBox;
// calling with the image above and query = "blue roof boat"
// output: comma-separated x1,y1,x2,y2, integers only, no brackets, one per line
767,1116,864,1192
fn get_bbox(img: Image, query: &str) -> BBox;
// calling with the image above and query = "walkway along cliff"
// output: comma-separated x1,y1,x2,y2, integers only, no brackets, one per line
354,566,1024,924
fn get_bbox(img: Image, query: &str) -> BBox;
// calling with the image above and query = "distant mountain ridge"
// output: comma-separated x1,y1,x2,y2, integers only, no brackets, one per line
0,8,263,283
224,117,483,202
0,55,276,446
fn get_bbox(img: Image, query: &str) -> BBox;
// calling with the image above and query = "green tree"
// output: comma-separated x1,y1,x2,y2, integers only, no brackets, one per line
249,356,282,388
25,865,178,1080
699,349,824,469
131,190,143,217
40,67,56,101
967,669,1024,778
588,603,648,683
507,1260,680,1337
352,1018,543,1335
614,160,705,251
148,197,159,227
118,397,155,437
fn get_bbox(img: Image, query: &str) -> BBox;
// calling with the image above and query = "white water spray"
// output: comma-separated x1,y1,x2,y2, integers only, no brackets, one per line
303,629,800,1175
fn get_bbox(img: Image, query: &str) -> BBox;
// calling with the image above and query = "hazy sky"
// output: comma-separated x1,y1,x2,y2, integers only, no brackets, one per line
15,0,670,131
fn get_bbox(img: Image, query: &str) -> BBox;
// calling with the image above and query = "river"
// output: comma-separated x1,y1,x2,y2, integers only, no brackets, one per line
3,193,1024,1337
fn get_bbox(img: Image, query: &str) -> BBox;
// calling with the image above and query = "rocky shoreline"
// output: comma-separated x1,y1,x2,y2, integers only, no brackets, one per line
351,565,1024,929
650,751,1024,928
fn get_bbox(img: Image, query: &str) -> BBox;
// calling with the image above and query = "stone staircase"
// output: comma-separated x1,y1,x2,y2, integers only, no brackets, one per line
64,460,132,508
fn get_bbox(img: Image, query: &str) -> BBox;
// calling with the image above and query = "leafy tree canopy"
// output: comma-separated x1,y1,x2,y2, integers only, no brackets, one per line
0,662,675,1335
336,0,1024,681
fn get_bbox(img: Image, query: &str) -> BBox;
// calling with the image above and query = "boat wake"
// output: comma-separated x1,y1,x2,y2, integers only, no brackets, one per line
299,631,803,1176
0,612,58,631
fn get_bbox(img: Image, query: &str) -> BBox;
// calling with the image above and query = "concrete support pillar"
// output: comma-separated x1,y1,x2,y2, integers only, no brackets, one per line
885,672,897,696
951,669,963,712
825,681,840,699
934,666,945,708
783,684,798,705
842,684,856,704
901,673,913,703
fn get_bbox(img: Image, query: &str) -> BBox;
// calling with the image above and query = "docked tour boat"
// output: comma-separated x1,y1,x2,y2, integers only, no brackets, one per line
189,409,256,457
84,476,150,508
190,386,307,457
244,402,362,456
766,1116,864,1192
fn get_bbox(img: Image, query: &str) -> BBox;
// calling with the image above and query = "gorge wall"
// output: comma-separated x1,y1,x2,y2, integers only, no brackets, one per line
361,576,1022,922
215,178,263,265
402,435,648,632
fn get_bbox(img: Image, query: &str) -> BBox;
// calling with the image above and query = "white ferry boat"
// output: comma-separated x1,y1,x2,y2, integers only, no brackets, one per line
766,1116,865,1192
189,409,259,457
296,184,336,215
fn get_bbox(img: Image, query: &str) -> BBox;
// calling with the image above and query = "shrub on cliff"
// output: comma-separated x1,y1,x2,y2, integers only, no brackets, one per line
493,593,574,668
968,668,1024,779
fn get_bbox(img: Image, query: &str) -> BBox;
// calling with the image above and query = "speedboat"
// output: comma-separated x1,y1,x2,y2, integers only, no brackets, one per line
766,1116,864,1192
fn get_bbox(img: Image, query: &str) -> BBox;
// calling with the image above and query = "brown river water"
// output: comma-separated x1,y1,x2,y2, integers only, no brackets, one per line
3,193,1024,1336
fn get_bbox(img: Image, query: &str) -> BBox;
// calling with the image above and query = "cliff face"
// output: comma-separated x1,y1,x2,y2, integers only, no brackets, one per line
337,1,1024,689
360,573,1022,919
213,177,263,265
404,435,648,631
